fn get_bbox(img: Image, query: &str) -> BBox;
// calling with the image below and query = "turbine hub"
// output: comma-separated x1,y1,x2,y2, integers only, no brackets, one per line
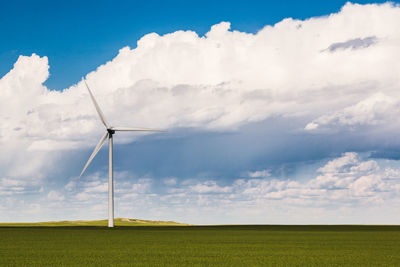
107,129,115,135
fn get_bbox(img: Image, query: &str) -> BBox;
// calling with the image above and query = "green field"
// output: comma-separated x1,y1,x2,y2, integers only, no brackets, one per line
0,225,399,266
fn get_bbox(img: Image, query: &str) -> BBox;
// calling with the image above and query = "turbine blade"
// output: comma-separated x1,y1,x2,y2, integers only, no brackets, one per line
83,78,110,128
80,131,109,178
110,127,166,132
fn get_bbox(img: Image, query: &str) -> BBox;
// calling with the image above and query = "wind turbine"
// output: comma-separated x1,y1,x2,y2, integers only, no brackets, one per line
80,78,165,228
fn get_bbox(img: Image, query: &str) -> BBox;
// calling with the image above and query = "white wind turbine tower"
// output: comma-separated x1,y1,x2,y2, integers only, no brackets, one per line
79,78,165,228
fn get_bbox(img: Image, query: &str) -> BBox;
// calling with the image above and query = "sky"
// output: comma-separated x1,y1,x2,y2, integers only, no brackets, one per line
1,0,400,224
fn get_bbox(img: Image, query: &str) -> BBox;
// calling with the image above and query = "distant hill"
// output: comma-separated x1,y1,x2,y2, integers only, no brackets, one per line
0,218,191,227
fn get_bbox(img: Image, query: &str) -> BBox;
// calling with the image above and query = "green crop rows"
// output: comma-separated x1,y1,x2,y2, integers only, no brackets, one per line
0,225,399,266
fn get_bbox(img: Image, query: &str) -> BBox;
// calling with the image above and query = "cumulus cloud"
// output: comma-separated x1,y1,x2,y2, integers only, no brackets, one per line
7,152,396,223
2,2,400,152
248,169,271,178
47,190,65,202
189,180,232,193
163,177,177,186
176,153,399,222
305,93,400,130
159,152,399,210
0,177,42,196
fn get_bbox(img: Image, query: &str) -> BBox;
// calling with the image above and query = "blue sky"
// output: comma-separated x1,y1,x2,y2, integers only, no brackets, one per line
1,1,400,224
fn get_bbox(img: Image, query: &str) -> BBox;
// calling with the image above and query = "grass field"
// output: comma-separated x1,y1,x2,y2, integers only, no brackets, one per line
0,225,399,266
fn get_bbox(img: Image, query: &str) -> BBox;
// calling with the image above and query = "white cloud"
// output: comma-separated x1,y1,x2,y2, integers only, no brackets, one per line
84,183,108,193
1,152,399,224
163,177,177,186
64,181,76,191
2,2,400,150
310,152,381,191
47,190,65,202
121,152,399,223
189,180,232,193
130,178,152,194
248,169,271,178
177,153,399,206
305,93,400,130
0,177,41,196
